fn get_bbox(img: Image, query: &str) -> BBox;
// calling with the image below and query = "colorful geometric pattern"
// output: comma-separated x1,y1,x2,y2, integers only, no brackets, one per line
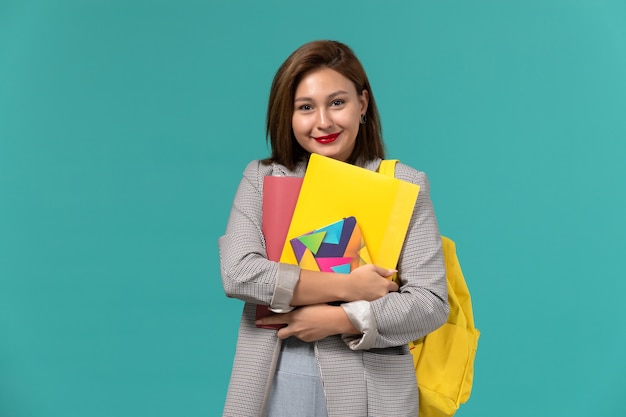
289,216,371,274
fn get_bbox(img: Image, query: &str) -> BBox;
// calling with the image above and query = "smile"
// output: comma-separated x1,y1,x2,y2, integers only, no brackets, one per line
314,132,340,144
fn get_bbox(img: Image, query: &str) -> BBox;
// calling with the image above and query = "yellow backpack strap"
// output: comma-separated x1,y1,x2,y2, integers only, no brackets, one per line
377,159,398,177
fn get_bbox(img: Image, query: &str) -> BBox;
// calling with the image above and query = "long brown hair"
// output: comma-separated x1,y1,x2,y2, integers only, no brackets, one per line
263,40,385,170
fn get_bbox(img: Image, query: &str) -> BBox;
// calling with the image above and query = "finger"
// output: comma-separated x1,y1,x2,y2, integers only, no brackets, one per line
388,280,399,292
276,327,293,340
255,313,289,326
371,265,397,277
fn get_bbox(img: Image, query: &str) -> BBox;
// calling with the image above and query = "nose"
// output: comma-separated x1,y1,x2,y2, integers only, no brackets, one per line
316,108,333,130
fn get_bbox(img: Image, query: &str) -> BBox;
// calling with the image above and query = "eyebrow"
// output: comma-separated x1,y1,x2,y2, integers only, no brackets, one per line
294,90,350,102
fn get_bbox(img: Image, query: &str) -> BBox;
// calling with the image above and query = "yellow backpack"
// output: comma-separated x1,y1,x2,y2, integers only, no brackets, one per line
378,160,480,417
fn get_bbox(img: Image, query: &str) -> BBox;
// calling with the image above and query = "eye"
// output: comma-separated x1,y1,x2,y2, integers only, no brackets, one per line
298,104,312,111
331,99,345,106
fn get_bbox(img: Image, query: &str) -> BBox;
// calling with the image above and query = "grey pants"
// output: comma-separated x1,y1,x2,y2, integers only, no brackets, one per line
265,337,329,417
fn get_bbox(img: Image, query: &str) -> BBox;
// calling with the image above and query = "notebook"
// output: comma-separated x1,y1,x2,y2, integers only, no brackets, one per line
289,216,371,273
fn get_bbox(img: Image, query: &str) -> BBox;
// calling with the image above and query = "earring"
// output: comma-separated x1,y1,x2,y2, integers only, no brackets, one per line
360,114,367,125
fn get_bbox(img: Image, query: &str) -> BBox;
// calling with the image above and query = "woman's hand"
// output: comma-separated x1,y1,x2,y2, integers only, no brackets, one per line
255,304,359,342
291,264,399,306
342,264,399,302
256,266,398,342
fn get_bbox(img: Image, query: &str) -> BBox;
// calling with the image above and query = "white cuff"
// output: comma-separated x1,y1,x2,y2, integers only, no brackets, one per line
269,263,300,313
340,300,378,350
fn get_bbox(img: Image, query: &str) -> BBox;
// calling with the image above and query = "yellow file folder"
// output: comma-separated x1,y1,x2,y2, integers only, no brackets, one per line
279,154,420,272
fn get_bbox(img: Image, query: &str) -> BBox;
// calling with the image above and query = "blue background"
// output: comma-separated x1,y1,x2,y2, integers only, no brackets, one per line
1,1,625,416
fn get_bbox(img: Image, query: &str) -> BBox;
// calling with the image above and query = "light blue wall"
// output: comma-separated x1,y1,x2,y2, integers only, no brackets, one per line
1,1,625,416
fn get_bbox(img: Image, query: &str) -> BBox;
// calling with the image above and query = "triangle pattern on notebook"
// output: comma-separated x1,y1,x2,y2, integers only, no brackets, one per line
317,257,354,273
299,248,320,272
316,219,344,245
291,238,308,262
289,216,370,275
331,263,352,274
297,231,326,255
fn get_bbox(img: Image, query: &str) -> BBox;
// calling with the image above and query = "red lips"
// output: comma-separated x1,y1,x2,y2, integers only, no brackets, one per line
314,132,340,144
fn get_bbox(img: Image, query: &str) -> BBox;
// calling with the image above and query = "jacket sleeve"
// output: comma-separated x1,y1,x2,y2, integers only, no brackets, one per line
218,160,300,312
341,165,449,350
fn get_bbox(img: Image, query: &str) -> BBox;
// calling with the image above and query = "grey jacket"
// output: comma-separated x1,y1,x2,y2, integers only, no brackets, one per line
218,157,449,417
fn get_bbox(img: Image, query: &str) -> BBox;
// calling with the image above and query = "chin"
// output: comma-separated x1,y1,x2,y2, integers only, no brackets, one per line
310,148,347,162
316,152,343,161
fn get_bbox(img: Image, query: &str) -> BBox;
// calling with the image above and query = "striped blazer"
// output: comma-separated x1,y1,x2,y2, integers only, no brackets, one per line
218,157,449,417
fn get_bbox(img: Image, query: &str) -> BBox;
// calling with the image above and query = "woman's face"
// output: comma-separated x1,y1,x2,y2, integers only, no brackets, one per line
292,67,368,162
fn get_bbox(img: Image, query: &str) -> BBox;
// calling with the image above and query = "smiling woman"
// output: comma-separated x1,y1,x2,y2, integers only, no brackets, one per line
264,40,385,171
291,68,369,163
218,40,449,417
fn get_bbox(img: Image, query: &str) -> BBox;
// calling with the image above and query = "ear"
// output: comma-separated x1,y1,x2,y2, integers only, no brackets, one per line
359,89,369,115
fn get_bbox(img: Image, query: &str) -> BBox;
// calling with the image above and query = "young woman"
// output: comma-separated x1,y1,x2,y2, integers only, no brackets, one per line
218,40,449,417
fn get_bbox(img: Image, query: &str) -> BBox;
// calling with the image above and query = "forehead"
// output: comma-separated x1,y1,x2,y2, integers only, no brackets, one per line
295,67,357,97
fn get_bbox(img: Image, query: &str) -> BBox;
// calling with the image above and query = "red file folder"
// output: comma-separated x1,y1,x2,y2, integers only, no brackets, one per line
256,176,303,329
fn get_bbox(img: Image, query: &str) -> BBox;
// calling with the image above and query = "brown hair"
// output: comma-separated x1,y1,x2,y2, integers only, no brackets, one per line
263,40,385,170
